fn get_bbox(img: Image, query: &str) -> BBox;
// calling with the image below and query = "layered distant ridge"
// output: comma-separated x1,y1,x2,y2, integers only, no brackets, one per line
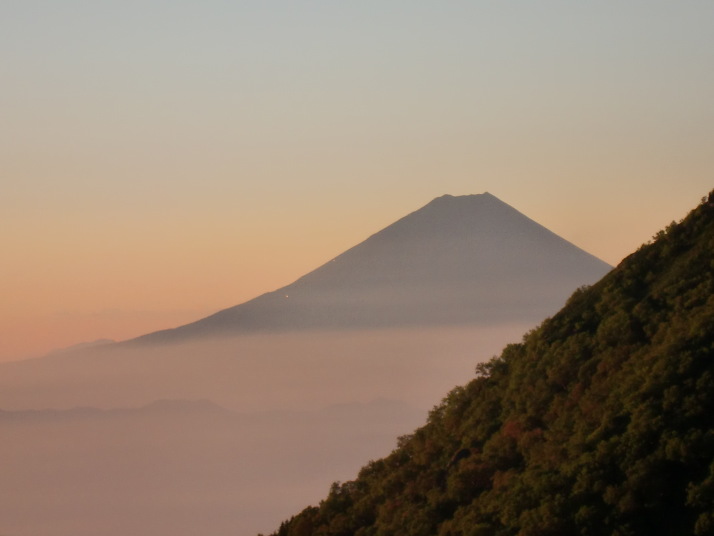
132,193,611,344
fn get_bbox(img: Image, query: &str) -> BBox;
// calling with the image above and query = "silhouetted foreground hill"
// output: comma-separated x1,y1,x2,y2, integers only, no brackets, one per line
266,193,714,536
131,193,610,345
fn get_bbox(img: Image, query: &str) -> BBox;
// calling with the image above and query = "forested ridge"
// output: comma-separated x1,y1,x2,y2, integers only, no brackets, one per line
265,193,714,536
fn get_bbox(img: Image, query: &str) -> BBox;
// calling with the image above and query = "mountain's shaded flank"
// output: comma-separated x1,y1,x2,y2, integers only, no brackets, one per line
265,193,714,536
131,193,610,345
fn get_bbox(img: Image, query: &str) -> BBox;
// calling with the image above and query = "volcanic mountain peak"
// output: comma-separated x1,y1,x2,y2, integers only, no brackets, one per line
360,192,523,241
130,193,611,344
302,192,599,270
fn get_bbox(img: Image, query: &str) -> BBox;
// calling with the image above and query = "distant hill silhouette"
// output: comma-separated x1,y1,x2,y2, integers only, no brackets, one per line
131,193,611,345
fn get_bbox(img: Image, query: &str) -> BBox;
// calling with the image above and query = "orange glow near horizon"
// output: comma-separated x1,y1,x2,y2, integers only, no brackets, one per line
1,188,707,362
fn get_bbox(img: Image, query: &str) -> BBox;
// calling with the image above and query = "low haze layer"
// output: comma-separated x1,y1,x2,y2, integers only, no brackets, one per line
0,325,528,535
0,398,424,536
0,326,528,412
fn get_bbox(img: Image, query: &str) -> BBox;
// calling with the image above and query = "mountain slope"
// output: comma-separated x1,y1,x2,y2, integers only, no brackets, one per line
132,193,611,344
267,192,714,536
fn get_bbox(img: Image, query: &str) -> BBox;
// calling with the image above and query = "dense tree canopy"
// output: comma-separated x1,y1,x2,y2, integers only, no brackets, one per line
264,193,714,536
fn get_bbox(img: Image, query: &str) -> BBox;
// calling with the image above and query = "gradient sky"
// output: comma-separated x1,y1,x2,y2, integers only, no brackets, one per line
2,1,712,361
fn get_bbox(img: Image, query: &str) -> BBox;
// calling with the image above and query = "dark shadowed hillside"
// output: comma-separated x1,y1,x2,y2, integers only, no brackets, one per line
267,192,714,536
132,193,611,344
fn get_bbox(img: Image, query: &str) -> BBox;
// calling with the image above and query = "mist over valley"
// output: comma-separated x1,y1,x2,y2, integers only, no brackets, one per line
1,194,612,535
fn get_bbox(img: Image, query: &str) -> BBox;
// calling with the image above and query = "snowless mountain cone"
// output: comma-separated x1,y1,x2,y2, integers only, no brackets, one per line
130,193,612,345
